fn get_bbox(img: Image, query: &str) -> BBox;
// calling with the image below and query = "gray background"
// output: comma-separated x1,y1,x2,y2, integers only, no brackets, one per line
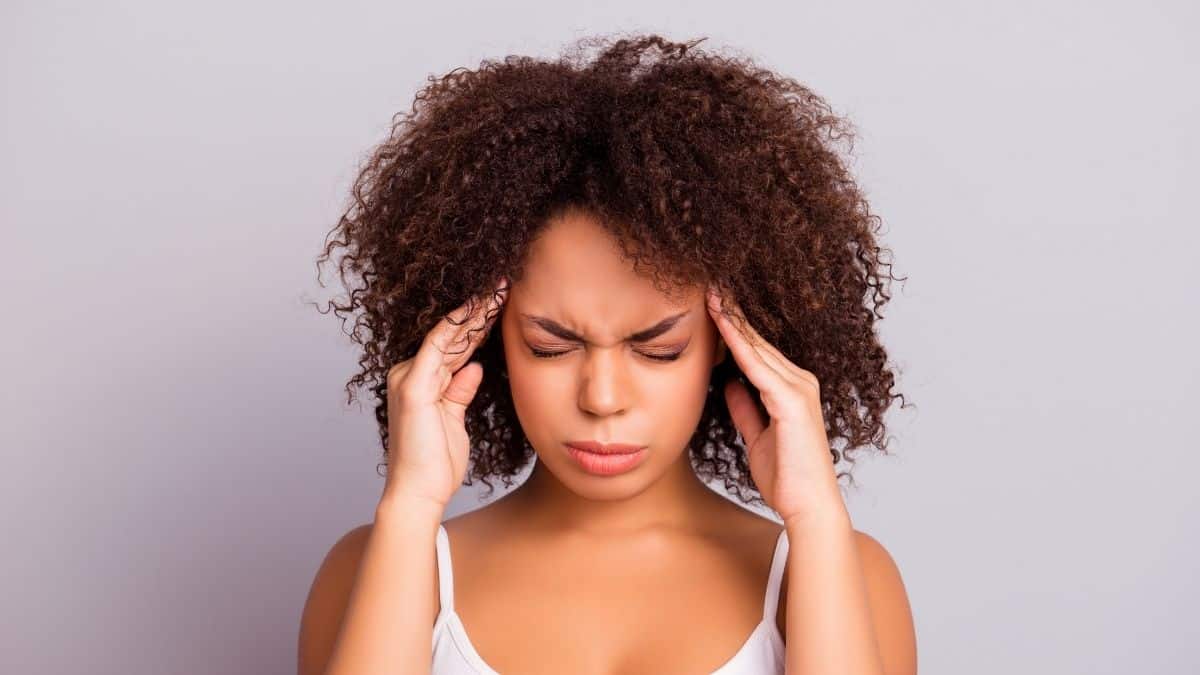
3,1,1197,673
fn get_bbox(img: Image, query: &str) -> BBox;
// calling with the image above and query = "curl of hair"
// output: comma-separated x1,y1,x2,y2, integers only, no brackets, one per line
312,32,912,510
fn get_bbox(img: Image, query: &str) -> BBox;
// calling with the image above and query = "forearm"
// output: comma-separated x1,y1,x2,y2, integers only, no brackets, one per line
783,504,886,675
324,496,444,675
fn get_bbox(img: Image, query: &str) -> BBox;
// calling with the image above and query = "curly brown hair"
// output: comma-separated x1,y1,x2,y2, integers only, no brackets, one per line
312,32,911,509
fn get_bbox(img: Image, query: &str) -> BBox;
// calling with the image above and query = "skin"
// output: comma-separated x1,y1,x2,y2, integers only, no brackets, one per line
301,208,917,674
496,206,735,538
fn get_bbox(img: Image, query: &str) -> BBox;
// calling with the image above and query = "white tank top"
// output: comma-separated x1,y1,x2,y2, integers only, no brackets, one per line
431,523,788,674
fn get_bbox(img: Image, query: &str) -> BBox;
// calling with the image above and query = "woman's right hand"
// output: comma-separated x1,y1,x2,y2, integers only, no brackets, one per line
379,276,509,511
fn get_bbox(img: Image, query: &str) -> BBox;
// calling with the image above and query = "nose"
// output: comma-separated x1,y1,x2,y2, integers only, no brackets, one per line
577,347,632,417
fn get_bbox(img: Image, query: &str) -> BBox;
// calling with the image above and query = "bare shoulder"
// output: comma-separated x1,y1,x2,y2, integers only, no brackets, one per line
295,522,378,675
851,528,918,675
850,529,915,629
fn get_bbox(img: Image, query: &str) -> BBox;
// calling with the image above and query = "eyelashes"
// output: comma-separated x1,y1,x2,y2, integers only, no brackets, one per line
529,347,684,362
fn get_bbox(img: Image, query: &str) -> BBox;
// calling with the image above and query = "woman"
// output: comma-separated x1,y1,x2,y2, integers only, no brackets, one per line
299,34,917,674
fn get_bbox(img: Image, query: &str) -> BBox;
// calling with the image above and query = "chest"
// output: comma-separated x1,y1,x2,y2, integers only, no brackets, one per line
442,532,786,674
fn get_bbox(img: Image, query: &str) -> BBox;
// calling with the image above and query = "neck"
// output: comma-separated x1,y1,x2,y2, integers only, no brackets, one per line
505,449,727,539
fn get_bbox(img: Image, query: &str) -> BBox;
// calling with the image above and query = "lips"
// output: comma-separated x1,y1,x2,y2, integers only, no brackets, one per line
564,440,646,455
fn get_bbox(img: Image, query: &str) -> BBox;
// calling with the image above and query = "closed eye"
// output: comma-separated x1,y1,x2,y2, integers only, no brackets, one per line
529,347,683,362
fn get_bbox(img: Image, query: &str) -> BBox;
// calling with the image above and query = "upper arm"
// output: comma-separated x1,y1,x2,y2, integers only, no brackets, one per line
297,523,374,675
854,530,918,675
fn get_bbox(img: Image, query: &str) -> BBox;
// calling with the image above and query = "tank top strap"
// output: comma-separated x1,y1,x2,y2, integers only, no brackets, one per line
434,523,455,612
761,527,789,623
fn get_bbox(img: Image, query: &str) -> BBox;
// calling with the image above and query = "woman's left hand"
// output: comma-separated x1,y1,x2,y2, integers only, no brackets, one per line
705,284,848,526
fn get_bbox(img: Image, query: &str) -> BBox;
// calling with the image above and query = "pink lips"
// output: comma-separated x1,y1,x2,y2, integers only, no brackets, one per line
564,440,649,476
564,440,646,455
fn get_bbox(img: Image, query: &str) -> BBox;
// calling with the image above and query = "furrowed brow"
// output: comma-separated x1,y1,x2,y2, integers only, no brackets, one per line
520,310,690,344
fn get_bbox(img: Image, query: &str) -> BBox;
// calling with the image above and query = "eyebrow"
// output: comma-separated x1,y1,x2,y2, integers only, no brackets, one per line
519,310,691,344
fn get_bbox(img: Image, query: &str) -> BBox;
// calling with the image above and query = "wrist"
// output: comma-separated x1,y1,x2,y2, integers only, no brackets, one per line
376,490,447,525
781,500,852,533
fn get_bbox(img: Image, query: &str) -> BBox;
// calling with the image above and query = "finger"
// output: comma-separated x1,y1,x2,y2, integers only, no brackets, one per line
706,286,790,397
441,277,509,368
441,361,484,419
707,286,801,381
724,378,767,450
709,286,818,391
447,281,507,360
410,277,509,397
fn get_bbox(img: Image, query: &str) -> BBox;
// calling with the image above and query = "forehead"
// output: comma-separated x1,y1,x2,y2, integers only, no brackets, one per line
514,211,699,327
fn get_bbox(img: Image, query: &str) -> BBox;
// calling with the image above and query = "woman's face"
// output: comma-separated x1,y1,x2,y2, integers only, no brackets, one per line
499,209,726,499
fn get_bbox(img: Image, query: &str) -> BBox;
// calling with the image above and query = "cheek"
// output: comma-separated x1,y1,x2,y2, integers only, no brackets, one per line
635,363,712,456
502,351,560,430
660,359,715,412
659,335,719,415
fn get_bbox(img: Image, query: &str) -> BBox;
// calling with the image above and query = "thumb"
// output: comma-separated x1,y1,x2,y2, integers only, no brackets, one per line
441,361,484,418
724,378,766,449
